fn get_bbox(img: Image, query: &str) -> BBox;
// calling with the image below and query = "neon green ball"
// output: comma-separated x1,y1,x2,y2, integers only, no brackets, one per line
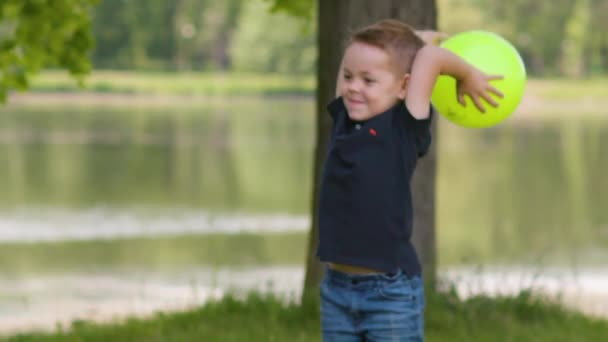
431,31,527,128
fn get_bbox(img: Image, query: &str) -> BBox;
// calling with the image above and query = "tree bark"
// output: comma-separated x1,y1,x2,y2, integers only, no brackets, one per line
303,0,438,300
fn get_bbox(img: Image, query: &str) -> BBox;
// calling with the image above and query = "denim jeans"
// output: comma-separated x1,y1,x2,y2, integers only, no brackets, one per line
320,267,425,341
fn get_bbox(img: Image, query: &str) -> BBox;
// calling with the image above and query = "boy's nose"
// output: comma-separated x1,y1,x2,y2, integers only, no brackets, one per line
347,79,362,92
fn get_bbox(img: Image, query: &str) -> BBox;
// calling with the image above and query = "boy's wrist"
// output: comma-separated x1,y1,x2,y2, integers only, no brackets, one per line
436,47,474,81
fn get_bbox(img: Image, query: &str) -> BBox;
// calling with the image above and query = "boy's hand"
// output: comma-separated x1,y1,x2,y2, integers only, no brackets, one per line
456,69,504,113
415,30,448,46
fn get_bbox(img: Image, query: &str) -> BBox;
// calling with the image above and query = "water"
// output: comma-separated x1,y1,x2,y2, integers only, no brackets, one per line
0,94,607,333
0,208,308,242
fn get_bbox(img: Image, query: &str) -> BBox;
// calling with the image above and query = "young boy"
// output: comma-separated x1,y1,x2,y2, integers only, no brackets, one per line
316,19,502,341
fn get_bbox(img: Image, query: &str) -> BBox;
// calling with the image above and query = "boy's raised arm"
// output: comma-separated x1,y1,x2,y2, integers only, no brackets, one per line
405,44,504,120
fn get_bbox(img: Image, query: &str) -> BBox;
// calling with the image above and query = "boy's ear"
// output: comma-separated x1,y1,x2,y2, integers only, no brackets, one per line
397,73,410,100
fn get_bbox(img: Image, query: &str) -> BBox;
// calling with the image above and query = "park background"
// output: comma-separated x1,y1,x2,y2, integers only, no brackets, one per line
0,0,607,340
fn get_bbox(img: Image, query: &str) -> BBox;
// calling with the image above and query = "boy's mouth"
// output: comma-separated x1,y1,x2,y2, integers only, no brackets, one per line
346,98,365,106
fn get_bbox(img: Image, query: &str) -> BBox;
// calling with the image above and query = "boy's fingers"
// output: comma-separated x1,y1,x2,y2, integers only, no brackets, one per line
488,86,504,98
457,93,466,106
482,93,499,108
472,97,486,113
488,75,504,81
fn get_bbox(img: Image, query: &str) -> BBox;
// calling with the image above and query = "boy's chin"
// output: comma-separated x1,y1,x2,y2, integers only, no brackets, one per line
347,109,374,122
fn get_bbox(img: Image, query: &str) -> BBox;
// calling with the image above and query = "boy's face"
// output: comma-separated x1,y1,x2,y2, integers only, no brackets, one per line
339,42,408,121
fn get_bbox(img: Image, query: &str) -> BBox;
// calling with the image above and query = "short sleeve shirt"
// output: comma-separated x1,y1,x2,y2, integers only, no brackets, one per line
316,97,432,276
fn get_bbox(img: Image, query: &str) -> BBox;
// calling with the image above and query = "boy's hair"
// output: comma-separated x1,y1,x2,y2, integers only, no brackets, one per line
349,19,425,75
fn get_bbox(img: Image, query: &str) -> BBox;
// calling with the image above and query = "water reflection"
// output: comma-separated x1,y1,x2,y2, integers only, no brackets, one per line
1,98,607,264
0,96,607,332
0,100,314,213
437,119,608,265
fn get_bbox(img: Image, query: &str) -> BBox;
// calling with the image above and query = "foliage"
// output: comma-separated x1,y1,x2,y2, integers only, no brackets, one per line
265,0,314,20
458,0,606,76
1,0,606,85
91,0,244,71
89,0,315,74
0,0,98,102
230,1,316,74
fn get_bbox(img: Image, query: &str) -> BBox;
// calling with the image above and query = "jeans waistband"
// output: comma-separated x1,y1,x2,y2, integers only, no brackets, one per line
325,266,402,286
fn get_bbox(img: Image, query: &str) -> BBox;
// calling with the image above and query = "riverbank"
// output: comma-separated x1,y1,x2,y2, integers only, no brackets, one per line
6,72,607,123
3,286,608,342
2,265,608,337
22,71,606,99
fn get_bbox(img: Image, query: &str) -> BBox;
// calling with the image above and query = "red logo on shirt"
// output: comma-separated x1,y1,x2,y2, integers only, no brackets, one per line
369,128,377,136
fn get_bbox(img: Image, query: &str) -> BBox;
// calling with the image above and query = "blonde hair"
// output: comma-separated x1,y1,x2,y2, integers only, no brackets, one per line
349,19,424,75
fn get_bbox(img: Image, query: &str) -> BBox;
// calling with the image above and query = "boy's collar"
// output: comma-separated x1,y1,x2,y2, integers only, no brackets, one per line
327,96,347,116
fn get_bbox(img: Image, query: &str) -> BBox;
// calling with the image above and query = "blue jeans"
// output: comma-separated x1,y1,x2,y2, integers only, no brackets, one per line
320,267,425,341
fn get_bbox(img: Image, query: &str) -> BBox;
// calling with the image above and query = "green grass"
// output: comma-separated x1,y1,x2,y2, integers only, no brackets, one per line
3,290,607,341
29,70,314,96
27,70,608,102
425,290,608,341
526,78,608,100
1,293,319,342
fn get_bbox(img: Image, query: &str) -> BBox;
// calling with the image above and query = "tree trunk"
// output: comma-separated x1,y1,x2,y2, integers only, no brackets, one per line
303,0,438,301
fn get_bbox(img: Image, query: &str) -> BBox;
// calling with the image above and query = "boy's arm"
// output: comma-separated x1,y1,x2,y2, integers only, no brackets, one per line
406,44,503,119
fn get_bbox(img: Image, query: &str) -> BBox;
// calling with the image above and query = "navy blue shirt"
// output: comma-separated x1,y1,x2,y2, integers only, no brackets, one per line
316,97,432,276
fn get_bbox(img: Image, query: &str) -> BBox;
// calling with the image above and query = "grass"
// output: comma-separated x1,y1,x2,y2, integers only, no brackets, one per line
525,77,608,100
425,290,608,341
1,293,319,342
26,70,607,102
2,289,607,341
28,70,314,96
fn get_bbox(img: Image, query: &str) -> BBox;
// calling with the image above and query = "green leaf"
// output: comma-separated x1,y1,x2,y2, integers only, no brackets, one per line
0,0,99,103
265,0,313,20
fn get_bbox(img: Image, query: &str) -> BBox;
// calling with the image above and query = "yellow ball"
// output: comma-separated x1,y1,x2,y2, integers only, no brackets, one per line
431,31,527,128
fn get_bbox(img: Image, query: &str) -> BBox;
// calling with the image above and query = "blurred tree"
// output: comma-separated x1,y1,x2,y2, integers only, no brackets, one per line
561,0,591,77
437,0,484,34
589,0,607,73
230,0,315,74
468,0,607,76
92,0,152,69
194,0,242,70
469,0,576,75
92,0,182,70
90,0,316,72
4,0,606,78
0,0,98,102
92,0,244,71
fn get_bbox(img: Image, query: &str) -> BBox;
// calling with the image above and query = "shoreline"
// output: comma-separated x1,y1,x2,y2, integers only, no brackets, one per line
4,91,606,122
1,265,607,335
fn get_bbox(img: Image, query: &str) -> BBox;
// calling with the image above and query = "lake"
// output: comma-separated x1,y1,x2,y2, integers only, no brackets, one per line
1,93,607,333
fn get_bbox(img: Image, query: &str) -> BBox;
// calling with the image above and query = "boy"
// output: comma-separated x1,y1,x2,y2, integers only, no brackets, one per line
316,19,502,341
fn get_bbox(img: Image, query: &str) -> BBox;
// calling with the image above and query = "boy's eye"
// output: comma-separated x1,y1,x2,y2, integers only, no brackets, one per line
364,78,375,84
344,74,352,80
